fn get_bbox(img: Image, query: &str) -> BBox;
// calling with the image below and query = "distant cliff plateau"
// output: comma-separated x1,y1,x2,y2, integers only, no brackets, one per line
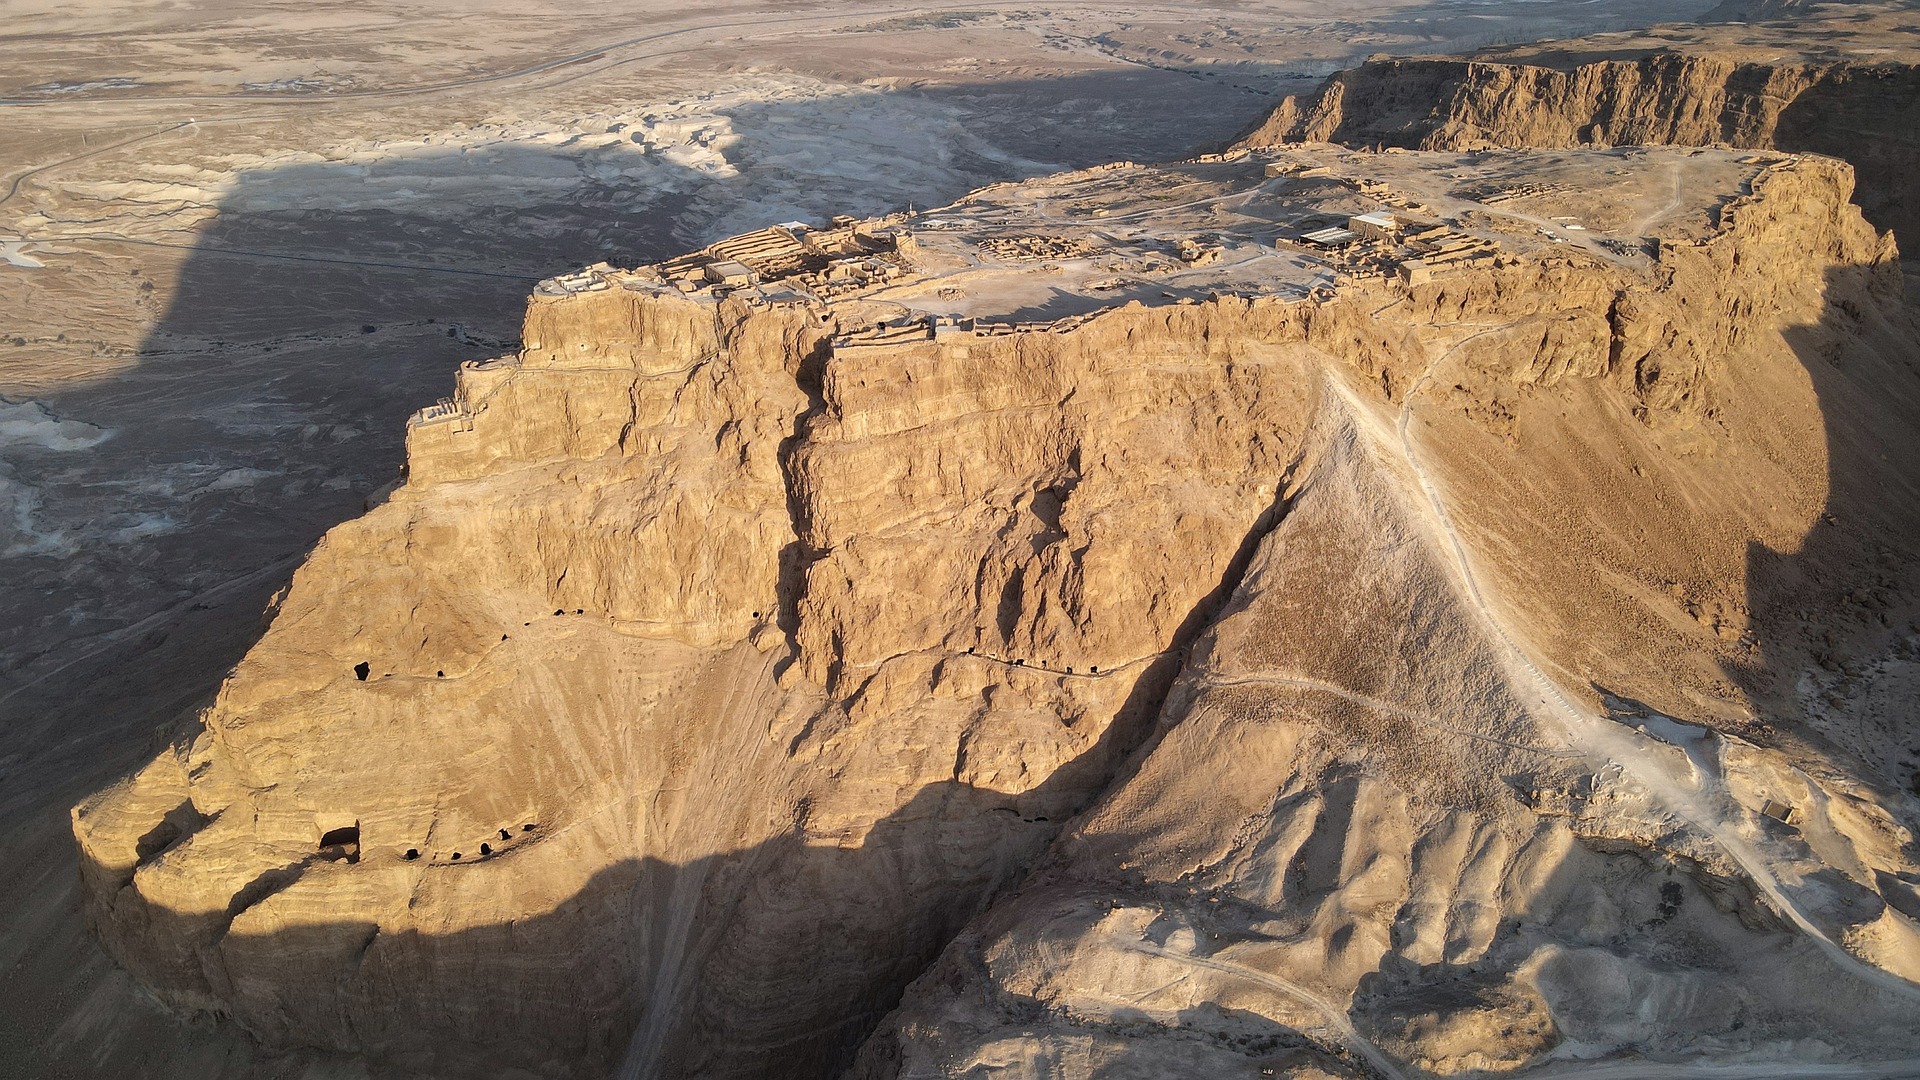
1237,51,1920,251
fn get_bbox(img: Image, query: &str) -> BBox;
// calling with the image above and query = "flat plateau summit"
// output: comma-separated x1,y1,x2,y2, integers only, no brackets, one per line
73,141,1920,1077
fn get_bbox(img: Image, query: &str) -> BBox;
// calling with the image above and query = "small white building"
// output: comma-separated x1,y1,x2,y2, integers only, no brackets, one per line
1301,226,1358,247
704,260,756,288
1349,211,1400,241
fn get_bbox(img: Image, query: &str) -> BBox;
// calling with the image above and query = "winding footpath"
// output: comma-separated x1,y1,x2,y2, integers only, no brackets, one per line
1118,936,1412,1080
1378,333,1920,1005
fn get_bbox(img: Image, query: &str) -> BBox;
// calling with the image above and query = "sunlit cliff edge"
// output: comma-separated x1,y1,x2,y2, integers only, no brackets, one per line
1235,51,1920,247
71,140,1920,1079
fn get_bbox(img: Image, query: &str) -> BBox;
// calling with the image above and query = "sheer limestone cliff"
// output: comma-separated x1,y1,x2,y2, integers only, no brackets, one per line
72,146,1920,1078
1236,53,1920,248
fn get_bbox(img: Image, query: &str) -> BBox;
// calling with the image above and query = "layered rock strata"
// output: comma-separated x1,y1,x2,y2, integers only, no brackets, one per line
858,156,1920,1078
73,147,1920,1079
1237,53,1920,247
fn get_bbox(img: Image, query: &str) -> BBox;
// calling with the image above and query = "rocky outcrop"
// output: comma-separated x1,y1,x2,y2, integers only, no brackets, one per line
854,156,1920,1080
1236,53,1920,248
852,385,1920,1078
72,149,1920,1080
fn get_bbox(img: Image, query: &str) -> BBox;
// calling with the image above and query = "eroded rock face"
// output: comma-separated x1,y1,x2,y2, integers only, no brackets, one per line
73,147,1920,1079
850,402,1916,1077
75,257,1340,1080
854,161,1920,1078
1237,53,1920,247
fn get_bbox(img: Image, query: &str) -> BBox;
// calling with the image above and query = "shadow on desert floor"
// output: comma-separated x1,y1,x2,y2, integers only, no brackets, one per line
6,61,1920,1079
1733,261,1920,792
0,68,1287,1078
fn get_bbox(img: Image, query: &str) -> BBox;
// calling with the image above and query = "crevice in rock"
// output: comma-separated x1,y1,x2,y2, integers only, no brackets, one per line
827,454,1311,1073
215,857,312,943
1094,455,1309,771
132,798,208,869
772,333,834,678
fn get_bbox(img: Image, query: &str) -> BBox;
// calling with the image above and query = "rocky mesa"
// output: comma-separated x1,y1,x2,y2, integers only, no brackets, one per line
1235,51,1920,250
73,138,1920,1079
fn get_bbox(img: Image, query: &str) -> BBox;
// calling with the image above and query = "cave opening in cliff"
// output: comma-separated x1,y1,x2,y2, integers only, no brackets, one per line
319,824,361,864
353,661,370,681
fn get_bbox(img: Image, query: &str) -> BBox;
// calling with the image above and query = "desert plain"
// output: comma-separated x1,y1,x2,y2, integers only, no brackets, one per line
6,1,1920,1078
